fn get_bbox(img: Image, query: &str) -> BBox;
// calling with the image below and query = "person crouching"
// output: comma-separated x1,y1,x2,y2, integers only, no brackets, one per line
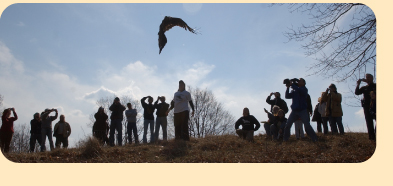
235,107,260,142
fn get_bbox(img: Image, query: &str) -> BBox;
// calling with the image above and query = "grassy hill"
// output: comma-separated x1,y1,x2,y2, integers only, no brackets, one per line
3,133,375,163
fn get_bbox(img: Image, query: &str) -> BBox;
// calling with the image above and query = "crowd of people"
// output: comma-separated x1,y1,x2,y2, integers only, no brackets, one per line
0,75,376,153
235,74,377,142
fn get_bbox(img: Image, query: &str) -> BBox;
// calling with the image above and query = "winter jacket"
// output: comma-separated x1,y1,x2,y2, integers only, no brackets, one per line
41,111,57,129
93,112,109,132
109,103,126,120
267,112,287,129
53,121,71,138
0,111,18,133
311,103,322,122
322,91,343,117
318,102,328,117
266,96,289,114
285,84,308,111
235,115,261,131
30,119,42,134
355,82,376,108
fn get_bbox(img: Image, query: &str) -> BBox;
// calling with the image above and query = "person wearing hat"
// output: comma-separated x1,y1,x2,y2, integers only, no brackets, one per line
322,84,344,135
166,80,195,141
109,97,126,146
29,112,42,152
40,108,57,152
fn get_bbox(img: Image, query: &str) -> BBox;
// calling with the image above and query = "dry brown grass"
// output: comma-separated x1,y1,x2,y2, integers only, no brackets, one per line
3,132,375,163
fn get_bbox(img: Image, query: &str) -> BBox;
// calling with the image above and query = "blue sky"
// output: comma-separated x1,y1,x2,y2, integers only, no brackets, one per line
0,3,375,147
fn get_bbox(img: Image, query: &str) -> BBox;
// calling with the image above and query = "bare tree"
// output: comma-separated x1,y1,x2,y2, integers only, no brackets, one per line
282,3,376,82
88,95,144,144
187,86,235,138
10,123,32,153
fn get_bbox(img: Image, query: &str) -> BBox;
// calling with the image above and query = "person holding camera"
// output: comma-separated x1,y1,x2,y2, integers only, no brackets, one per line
29,113,42,152
235,107,260,142
166,80,195,141
141,96,156,143
281,78,318,142
266,92,289,114
40,108,58,152
109,97,126,146
355,73,376,140
322,84,344,135
125,103,139,144
154,96,169,142
0,108,18,153
53,115,71,148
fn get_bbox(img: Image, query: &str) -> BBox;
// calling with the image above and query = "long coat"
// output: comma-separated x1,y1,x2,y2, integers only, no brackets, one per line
322,91,343,117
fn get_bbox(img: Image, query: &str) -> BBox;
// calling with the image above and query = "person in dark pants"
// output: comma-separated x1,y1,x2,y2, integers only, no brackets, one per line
109,97,126,146
235,107,260,142
282,78,318,142
53,115,71,148
0,108,18,153
323,84,344,135
29,113,42,152
141,96,155,143
166,80,195,141
355,73,376,140
125,103,139,144
312,102,322,133
154,96,169,142
40,108,57,152
93,107,110,145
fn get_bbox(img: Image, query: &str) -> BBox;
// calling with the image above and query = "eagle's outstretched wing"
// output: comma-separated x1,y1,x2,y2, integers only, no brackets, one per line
158,16,197,54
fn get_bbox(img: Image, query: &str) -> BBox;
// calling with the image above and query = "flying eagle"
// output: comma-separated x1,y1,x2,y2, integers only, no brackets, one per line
158,16,197,54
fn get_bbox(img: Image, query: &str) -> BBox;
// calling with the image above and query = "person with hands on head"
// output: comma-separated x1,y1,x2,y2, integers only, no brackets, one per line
40,108,57,152
153,96,169,142
29,112,42,152
166,80,195,141
266,92,289,114
235,107,260,142
141,96,155,143
0,108,18,153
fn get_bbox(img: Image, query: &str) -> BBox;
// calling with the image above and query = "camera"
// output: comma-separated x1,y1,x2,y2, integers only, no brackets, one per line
283,78,299,86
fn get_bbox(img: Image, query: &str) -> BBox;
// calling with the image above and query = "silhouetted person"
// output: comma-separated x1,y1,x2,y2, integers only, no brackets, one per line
323,84,344,135
355,73,376,140
125,103,139,144
263,105,280,139
370,91,376,121
93,107,109,145
318,92,330,134
235,107,260,142
40,108,57,152
282,78,318,142
109,97,126,146
166,80,195,141
266,92,289,114
53,115,71,148
0,108,18,153
154,96,169,142
141,96,155,143
29,113,42,152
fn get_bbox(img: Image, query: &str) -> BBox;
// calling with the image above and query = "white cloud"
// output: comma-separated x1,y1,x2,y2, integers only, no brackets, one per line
0,41,24,73
355,108,364,118
82,86,117,104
